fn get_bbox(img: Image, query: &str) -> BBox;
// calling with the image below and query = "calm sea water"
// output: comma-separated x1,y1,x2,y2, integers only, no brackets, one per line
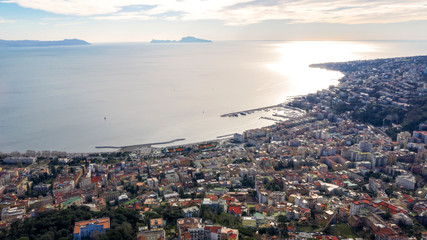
1,41,427,153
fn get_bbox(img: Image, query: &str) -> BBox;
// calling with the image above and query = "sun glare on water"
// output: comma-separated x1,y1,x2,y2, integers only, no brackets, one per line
267,41,376,98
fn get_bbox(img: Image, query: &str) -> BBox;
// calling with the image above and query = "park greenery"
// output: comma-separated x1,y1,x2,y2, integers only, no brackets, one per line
0,206,142,240
349,96,427,140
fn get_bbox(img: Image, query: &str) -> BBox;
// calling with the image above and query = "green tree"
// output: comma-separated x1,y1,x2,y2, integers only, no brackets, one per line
383,212,392,220
278,215,288,224
249,208,256,215
4,206,145,240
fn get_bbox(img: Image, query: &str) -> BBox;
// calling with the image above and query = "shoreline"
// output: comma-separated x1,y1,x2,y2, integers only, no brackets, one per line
0,100,307,155
92,104,307,152
0,107,307,156
94,138,186,151
0,86,330,155
3,54,399,156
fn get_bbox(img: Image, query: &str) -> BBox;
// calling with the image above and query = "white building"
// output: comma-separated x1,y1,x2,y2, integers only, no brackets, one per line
177,218,204,240
1,207,25,222
396,174,416,190
360,141,372,153
233,133,244,143
166,171,179,184
147,178,159,189
294,195,309,209
371,153,388,168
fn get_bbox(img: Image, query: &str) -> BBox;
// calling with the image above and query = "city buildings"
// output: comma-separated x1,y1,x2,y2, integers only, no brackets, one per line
1,55,427,239
73,217,110,240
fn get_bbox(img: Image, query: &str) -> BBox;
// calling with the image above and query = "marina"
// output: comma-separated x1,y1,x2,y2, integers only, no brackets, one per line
220,104,283,117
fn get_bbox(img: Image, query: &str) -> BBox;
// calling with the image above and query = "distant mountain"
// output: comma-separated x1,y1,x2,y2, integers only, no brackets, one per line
0,39,90,47
151,36,212,43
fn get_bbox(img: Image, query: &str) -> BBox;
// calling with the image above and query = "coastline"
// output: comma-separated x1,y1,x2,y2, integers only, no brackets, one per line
0,107,307,156
93,104,306,153
4,54,425,156
0,64,338,155
100,54,426,155
95,138,186,150
5,41,421,154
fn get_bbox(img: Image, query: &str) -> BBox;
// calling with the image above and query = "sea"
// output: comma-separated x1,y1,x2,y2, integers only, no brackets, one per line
1,40,427,153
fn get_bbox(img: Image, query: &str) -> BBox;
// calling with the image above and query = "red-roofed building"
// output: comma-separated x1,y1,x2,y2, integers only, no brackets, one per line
137,229,165,240
228,206,242,216
222,197,236,205
91,176,102,183
314,236,339,240
350,199,380,216
220,227,239,240
204,225,222,240
205,195,218,201
374,227,406,240
378,201,406,214
177,218,204,240
150,218,164,229
228,234,238,239
332,180,343,186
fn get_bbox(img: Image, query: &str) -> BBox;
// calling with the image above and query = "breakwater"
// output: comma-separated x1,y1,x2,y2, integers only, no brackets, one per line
95,138,186,150
220,104,282,117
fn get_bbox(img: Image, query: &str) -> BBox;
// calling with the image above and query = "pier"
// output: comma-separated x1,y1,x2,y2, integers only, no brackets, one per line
260,116,281,122
95,138,186,150
216,133,234,138
220,104,282,117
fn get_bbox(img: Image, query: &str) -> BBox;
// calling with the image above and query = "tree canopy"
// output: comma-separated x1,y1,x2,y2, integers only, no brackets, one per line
1,206,143,240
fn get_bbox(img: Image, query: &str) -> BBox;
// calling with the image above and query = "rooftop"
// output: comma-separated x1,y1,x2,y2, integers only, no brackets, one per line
73,217,110,234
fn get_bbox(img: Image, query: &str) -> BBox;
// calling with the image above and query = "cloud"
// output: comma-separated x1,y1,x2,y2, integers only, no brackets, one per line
36,17,88,27
5,0,427,25
0,17,15,24
92,12,153,21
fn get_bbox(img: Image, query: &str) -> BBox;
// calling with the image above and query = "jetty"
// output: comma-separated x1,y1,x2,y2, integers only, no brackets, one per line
220,104,282,117
260,116,281,122
216,133,235,138
95,138,186,151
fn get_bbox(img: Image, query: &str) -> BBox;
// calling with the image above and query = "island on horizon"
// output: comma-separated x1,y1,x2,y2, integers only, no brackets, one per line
0,39,90,47
150,36,212,43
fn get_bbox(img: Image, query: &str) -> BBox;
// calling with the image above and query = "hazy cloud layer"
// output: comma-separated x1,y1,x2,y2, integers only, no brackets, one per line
4,0,427,25
0,16,15,23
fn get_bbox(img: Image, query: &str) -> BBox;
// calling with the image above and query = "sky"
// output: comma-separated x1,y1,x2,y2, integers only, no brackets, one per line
0,0,427,42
